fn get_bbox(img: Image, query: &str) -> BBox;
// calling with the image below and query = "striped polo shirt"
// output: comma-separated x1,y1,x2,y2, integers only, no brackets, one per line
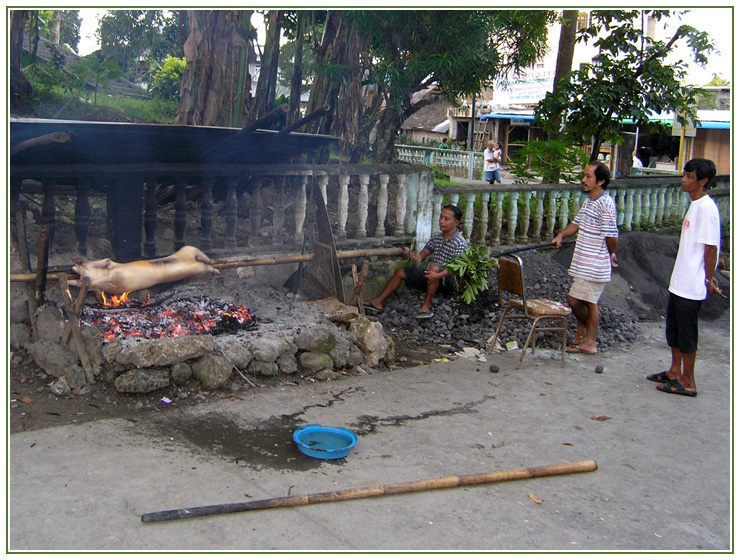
424,230,468,267
569,192,619,283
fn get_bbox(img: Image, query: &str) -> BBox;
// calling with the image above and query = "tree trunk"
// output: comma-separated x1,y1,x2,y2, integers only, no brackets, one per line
50,10,62,45
543,9,578,183
287,11,306,126
251,10,283,121
372,106,404,164
176,10,248,127
10,10,33,111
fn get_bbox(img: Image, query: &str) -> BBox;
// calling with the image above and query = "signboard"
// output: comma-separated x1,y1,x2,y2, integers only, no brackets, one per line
497,69,556,105
672,114,696,137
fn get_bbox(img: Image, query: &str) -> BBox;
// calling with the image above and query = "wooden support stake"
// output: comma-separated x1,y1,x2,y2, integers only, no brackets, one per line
141,460,597,523
61,276,90,346
350,260,370,312
58,274,95,385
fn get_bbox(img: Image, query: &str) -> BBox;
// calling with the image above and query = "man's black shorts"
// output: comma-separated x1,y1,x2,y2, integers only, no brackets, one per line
402,265,455,295
665,292,702,354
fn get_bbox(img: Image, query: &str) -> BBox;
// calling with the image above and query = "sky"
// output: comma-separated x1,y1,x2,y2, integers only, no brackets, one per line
77,8,732,86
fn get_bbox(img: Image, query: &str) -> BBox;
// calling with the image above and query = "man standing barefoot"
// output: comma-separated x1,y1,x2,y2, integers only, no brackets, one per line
552,161,619,355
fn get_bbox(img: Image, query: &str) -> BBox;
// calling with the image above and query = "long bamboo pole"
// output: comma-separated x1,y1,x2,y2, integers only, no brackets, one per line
141,459,597,523
8,247,408,283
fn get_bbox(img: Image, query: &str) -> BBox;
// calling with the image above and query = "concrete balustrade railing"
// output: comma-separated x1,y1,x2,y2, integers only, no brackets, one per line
10,160,729,264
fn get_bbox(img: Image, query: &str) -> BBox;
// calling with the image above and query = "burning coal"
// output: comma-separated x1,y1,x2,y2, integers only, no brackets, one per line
79,296,257,340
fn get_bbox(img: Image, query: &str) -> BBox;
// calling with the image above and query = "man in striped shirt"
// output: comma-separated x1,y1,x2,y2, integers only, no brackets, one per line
552,161,619,355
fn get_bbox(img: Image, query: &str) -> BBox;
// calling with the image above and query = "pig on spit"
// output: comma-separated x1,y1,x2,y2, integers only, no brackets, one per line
69,245,219,295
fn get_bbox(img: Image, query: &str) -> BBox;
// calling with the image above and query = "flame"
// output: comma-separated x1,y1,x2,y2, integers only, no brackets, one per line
101,291,132,308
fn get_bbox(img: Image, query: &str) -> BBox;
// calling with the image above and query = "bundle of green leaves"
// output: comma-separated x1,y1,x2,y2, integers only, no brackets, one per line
446,246,496,304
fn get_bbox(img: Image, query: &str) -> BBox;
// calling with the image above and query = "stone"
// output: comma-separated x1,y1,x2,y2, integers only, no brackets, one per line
116,335,215,367
277,351,298,375
299,351,334,372
9,286,30,324
248,360,279,377
27,340,87,387
191,354,233,390
34,304,65,344
217,341,253,370
248,335,291,363
293,325,338,354
9,323,31,351
70,326,105,380
350,318,391,368
170,362,193,386
329,335,354,368
50,377,71,397
114,369,170,393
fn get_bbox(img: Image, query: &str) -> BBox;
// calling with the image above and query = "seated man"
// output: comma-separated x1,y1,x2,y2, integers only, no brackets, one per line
364,204,467,320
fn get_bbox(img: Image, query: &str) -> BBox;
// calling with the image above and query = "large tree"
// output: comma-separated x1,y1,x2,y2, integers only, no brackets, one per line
176,10,250,126
344,10,557,163
535,9,715,162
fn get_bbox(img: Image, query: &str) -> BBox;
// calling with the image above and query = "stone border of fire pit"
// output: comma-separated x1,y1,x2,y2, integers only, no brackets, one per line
15,294,395,396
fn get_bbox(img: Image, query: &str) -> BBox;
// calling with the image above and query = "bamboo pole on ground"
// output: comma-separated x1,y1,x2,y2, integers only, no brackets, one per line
141,459,597,523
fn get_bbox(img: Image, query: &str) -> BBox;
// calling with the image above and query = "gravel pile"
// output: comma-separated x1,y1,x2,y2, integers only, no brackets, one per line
369,249,639,354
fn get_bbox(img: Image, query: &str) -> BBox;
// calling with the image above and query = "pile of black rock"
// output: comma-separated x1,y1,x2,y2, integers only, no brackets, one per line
368,249,639,354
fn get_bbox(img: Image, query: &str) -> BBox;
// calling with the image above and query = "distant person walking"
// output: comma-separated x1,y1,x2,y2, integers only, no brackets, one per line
552,161,619,355
647,158,722,397
484,141,502,184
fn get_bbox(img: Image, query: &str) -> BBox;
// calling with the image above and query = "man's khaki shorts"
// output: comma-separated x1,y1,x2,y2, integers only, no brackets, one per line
569,277,606,304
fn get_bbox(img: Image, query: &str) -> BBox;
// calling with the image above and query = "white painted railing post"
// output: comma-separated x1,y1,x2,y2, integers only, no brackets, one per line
623,189,634,231
396,173,407,236
491,191,505,246
357,174,370,238
376,173,389,238
517,191,532,243
531,192,544,242
317,174,329,205
295,175,308,244
463,194,475,241
506,192,519,245
478,192,490,244
337,174,350,239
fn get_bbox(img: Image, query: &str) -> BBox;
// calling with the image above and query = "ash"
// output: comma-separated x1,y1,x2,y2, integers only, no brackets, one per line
369,249,639,354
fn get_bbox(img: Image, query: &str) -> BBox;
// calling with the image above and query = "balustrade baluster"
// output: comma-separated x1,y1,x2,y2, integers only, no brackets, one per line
224,177,239,249
517,191,532,244
506,192,519,245
678,190,689,218
404,173,418,235
357,174,370,238
449,193,460,207
432,192,443,233
616,188,626,227
623,189,634,231
337,174,350,240
395,173,407,236
199,177,214,252
74,179,91,256
558,190,571,232
568,190,581,221
633,189,643,231
531,192,544,242
294,176,308,244
317,174,329,205
491,192,505,247
143,179,158,257
375,174,389,238
545,190,558,240
647,187,657,227
249,177,261,247
463,194,475,241
273,176,286,245
40,179,56,252
656,186,666,227
478,192,490,245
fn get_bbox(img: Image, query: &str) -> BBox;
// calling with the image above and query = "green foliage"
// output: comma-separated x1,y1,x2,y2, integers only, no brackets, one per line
509,140,590,184
37,10,82,52
446,246,496,304
535,10,715,161
149,55,185,100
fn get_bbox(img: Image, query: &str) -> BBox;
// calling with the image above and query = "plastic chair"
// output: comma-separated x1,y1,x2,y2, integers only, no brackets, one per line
486,255,571,368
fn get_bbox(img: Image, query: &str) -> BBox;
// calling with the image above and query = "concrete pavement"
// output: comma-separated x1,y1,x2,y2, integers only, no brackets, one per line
8,314,732,552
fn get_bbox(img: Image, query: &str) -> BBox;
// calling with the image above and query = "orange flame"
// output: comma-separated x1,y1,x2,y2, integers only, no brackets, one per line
101,291,132,308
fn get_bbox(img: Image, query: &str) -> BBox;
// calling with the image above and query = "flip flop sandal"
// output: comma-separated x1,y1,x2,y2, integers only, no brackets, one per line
566,344,596,355
415,311,434,320
657,379,697,397
362,303,381,315
646,371,671,383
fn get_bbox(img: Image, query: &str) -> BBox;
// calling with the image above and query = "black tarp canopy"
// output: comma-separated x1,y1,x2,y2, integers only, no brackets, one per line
9,117,338,166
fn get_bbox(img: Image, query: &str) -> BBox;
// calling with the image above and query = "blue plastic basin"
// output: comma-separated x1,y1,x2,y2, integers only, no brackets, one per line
293,425,357,460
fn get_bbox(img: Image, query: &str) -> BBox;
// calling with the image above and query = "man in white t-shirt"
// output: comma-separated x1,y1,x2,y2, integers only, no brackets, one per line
483,141,502,184
646,158,722,397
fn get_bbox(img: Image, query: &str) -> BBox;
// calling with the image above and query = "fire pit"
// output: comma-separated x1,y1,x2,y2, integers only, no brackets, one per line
79,295,257,340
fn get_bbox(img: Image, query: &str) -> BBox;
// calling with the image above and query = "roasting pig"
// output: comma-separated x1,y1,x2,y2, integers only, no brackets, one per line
70,246,219,295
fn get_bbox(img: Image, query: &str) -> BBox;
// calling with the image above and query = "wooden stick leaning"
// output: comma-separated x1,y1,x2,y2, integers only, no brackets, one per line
141,459,597,523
